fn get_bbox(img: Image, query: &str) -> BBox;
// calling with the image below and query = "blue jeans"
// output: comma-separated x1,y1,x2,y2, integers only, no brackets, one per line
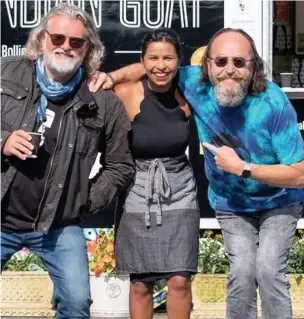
1,225,91,319
216,202,303,319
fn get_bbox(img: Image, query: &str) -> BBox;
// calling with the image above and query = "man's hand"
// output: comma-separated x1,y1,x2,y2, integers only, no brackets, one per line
2,130,34,160
203,142,245,176
88,71,114,93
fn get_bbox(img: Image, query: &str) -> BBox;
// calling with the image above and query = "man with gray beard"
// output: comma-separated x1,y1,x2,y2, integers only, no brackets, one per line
91,27,304,319
1,4,134,319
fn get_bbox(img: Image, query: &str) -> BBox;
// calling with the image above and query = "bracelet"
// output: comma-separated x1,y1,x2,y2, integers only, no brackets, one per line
106,73,115,85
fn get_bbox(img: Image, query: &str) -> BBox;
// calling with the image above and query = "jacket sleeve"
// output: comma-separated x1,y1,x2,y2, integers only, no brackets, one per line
1,125,11,151
88,92,135,213
1,128,11,167
1,59,14,166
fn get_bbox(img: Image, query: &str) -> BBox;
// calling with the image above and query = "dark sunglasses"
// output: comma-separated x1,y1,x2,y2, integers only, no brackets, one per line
208,56,254,68
44,30,86,49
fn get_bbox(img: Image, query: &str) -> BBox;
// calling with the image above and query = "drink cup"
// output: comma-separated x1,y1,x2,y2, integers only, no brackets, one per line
27,132,42,159
280,72,293,88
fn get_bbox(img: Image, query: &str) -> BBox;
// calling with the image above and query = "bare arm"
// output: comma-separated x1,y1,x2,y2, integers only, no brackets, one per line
250,161,304,189
203,143,304,189
109,63,145,84
88,63,146,92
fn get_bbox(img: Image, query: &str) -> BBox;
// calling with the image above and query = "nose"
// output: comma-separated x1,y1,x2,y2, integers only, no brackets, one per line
156,59,167,70
60,37,71,51
225,58,235,75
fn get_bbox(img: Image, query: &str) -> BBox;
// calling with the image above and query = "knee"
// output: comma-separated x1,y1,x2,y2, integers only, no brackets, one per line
131,282,153,299
167,276,191,296
229,262,256,288
256,265,282,286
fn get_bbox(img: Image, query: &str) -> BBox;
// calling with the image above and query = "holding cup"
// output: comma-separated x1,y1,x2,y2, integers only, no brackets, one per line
27,132,42,158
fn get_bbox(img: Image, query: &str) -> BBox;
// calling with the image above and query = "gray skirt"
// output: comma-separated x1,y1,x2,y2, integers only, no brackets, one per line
115,155,200,274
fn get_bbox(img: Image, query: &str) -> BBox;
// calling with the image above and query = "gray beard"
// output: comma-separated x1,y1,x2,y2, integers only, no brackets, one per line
214,85,247,107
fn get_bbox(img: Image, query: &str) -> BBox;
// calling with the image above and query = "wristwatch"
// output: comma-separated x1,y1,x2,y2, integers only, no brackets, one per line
241,162,251,178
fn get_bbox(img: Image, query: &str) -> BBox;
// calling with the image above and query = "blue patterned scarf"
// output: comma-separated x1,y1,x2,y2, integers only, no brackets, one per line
36,57,84,123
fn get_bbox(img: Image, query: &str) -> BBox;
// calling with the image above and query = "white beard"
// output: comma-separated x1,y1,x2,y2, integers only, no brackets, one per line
44,48,85,78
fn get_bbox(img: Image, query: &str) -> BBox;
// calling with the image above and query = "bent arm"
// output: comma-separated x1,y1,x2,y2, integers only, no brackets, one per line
108,63,145,84
88,95,135,213
249,161,304,189
203,142,304,189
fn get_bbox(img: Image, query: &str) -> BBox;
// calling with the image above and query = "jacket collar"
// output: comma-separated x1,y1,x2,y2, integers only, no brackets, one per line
74,81,97,112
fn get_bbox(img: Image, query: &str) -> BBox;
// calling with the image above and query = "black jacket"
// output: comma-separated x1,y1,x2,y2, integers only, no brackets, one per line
1,56,135,233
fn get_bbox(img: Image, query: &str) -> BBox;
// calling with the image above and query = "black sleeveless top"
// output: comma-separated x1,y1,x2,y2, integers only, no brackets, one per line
130,78,189,159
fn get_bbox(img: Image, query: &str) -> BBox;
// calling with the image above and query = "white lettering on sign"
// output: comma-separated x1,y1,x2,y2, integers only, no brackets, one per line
1,45,26,57
4,0,201,29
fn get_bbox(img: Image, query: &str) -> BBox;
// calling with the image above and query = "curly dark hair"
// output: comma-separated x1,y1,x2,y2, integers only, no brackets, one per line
200,28,267,95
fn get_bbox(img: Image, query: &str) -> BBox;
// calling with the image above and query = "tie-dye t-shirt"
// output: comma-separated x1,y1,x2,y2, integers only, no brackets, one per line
178,65,304,212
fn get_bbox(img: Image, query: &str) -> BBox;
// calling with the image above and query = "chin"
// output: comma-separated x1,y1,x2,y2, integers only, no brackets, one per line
156,80,169,85
221,82,240,91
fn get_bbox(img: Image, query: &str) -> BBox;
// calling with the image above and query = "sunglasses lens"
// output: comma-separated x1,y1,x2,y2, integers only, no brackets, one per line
46,31,85,49
69,38,86,49
214,57,228,67
50,34,66,46
233,57,246,68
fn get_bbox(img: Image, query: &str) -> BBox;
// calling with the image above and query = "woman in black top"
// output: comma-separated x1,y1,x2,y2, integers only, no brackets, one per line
114,29,200,319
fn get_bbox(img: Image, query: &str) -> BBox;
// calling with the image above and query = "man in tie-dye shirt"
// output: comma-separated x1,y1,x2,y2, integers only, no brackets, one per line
177,29,304,319
91,27,304,319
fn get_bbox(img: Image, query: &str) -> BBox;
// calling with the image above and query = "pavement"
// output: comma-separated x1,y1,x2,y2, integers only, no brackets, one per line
3,316,303,319
2,316,216,319
1,318,184,319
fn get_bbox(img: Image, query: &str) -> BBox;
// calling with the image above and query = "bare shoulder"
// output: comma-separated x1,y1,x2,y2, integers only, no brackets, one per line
114,81,141,99
114,81,143,120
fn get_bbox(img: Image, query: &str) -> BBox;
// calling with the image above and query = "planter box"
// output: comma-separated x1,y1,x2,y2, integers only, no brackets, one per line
90,273,130,318
1,272,130,318
2,271,302,318
0,271,55,317
191,273,304,319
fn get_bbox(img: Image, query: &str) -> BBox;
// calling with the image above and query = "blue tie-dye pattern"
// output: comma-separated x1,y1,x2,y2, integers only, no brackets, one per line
178,65,304,212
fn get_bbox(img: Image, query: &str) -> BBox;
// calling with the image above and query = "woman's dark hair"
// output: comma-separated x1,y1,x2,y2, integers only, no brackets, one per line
200,27,267,95
141,28,182,60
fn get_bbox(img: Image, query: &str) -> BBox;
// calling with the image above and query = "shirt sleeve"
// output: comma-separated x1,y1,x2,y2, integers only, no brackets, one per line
178,65,202,95
271,93,304,165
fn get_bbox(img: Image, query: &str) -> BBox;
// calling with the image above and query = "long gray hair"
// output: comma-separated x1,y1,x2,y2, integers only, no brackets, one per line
200,28,267,95
25,3,104,76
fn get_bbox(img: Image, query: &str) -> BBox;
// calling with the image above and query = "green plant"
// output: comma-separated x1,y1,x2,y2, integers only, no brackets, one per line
197,231,229,274
3,248,46,271
287,230,304,274
198,230,304,275
4,229,303,275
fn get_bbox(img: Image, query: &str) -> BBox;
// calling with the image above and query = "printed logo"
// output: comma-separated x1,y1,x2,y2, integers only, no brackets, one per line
106,283,121,298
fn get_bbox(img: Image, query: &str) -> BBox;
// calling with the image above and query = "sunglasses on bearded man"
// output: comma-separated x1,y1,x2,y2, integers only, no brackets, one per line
44,30,87,50
208,56,254,68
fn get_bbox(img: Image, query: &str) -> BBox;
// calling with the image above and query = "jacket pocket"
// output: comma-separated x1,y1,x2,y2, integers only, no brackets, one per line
1,80,29,130
75,123,101,157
